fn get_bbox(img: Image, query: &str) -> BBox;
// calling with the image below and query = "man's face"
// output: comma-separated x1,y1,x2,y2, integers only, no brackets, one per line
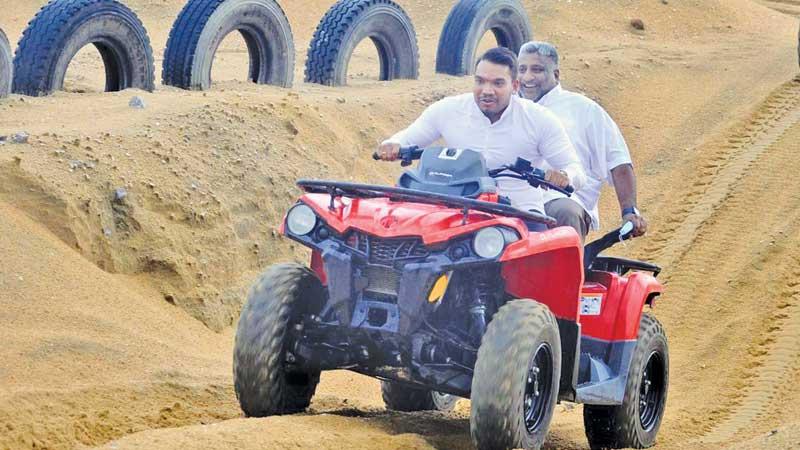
473,60,519,121
518,52,559,102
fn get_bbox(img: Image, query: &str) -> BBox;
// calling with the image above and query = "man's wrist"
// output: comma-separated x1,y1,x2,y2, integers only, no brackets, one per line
621,206,640,218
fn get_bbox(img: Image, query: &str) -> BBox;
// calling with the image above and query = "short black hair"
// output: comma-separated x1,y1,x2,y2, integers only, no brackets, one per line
475,47,518,80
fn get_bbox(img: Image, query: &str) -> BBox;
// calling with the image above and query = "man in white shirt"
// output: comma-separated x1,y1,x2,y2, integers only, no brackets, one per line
517,41,647,241
376,47,586,230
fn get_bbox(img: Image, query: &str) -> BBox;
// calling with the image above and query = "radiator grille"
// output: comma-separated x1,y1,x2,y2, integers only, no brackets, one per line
346,232,429,265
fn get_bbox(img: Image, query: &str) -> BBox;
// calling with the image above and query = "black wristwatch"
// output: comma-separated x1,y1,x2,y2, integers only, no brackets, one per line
621,206,640,218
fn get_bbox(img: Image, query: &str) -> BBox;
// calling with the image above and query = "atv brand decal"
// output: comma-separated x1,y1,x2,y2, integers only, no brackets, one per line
427,170,453,178
580,294,603,316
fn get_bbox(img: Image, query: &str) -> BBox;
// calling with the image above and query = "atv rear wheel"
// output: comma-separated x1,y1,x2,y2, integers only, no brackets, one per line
583,312,669,449
381,381,458,412
470,300,561,450
233,263,325,416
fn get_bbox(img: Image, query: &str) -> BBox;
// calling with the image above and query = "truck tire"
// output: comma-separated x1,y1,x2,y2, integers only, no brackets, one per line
304,0,419,86
162,0,294,90
12,0,154,97
233,263,325,417
470,300,561,450
0,28,11,98
381,381,458,412
583,313,669,449
436,0,532,76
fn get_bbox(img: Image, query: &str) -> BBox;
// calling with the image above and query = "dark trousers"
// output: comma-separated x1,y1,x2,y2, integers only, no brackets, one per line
544,198,592,242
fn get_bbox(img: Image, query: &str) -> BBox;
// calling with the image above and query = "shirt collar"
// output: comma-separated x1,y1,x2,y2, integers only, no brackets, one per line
536,84,563,106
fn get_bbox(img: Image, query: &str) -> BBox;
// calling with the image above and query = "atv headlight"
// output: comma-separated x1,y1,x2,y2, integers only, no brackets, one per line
473,227,505,259
286,204,316,236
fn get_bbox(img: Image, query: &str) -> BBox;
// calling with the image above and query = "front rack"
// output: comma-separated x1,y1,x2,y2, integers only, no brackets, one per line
296,179,556,226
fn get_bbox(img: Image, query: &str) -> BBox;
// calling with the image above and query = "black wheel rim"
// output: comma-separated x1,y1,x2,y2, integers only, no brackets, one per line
431,391,458,411
639,351,666,432
524,342,553,434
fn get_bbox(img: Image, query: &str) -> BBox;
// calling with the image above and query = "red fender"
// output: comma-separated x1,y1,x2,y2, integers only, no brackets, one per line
501,226,584,321
581,271,664,341
616,271,664,339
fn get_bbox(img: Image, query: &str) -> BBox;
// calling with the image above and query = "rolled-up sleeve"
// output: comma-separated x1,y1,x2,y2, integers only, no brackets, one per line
383,99,445,147
538,110,586,191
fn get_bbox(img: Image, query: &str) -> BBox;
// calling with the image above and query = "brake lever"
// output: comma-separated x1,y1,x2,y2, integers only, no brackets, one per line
527,169,574,196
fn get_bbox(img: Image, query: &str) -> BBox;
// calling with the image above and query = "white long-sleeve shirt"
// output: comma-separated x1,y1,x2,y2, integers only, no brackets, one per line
385,93,585,213
537,85,633,229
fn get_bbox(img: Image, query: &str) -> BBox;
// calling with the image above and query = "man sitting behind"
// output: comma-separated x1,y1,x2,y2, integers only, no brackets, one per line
517,41,647,241
376,47,586,231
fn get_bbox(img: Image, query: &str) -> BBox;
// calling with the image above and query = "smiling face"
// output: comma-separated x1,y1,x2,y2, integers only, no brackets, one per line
472,59,519,123
517,52,559,102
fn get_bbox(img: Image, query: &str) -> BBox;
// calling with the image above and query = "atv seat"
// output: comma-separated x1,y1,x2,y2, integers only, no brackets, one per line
590,256,661,277
397,147,497,198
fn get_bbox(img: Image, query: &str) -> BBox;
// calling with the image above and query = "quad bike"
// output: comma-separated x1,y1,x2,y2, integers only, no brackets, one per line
234,146,668,449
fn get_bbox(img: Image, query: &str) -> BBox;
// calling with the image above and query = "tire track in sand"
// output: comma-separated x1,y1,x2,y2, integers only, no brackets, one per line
698,254,800,444
670,85,800,444
642,77,800,274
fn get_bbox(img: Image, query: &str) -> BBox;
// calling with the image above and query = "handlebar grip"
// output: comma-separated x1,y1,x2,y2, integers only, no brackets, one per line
563,184,575,194
372,146,421,164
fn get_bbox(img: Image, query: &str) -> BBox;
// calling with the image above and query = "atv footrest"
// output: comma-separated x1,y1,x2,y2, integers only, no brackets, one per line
575,337,637,405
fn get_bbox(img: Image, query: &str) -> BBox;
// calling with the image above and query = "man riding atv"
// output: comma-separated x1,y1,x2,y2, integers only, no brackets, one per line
517,41,647,242
233,48,668,450
376,47,586,230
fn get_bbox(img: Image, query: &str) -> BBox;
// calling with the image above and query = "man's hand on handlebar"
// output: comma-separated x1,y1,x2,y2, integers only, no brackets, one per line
544,169,570,189
376,142,400,161
623,212,648,237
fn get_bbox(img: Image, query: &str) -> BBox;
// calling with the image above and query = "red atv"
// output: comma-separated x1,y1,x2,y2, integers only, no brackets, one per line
234,147,668,450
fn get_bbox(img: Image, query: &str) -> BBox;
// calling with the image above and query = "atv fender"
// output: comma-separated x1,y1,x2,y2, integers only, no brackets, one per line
501,226,584,321
574,271,664,405
616,271,663,340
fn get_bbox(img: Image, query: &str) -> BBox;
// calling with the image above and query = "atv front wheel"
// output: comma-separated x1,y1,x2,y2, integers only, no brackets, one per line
583,312,669,449
381,381,458,412
233,263,325,416
470,300,561,450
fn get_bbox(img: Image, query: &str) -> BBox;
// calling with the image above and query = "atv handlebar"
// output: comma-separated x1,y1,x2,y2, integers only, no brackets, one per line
373,147,575,195
371,145,424,167
492,158,574,196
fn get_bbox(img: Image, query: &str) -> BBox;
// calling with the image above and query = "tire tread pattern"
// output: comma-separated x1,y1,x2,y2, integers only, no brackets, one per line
12,0,154,96
304,0,418,86
583,312,669,449
470,299,561,450
435,0,531,76
162,0,225,88
233,263,322,416
0,28,11,97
